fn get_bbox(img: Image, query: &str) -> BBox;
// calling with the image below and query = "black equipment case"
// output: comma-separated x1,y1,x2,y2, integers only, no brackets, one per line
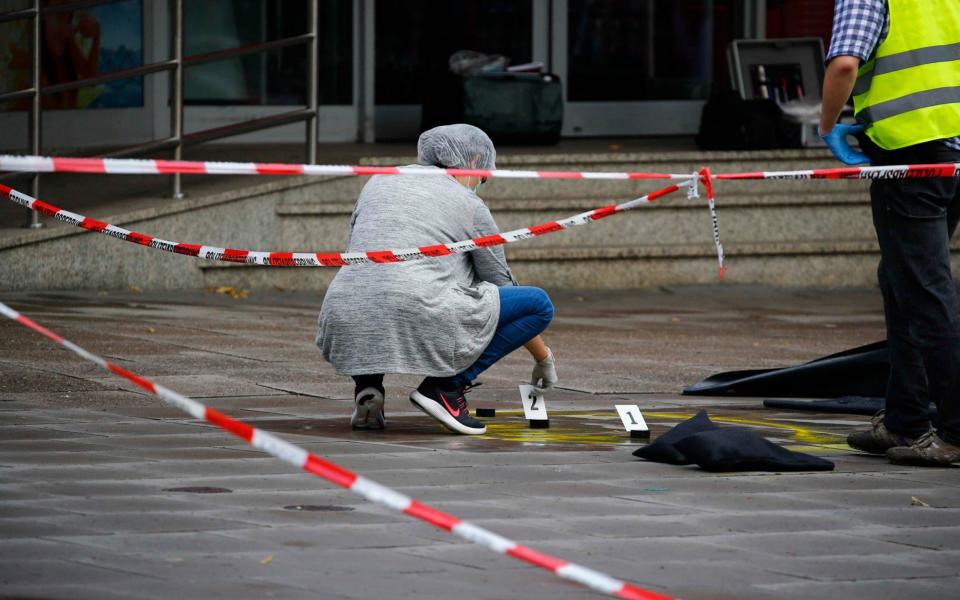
422,72,563,145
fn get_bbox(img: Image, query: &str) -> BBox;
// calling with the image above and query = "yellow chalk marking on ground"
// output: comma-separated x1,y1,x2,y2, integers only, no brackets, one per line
483,421,627,445
643,412,844,446
480,409,847,448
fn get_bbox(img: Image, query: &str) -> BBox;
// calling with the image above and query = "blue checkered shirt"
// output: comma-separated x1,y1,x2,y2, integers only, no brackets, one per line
827,0,960,150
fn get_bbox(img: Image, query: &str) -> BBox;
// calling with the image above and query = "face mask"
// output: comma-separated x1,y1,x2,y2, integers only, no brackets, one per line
471,177,486,195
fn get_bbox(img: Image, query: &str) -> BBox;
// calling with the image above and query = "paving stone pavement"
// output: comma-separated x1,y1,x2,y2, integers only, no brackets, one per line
1,287,959,600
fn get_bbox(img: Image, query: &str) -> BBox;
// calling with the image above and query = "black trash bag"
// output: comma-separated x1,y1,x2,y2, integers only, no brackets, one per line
673,427,835,472
684,341,889,399
763,396,937,418
632,410,718,465
763,396,882,415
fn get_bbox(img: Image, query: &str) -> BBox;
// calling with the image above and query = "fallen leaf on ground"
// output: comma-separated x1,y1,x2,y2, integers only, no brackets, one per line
911,496,930,507
260,554,274,565
208,286,250,299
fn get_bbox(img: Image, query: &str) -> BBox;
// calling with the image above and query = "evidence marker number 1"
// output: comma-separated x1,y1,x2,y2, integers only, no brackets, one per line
615,404,650,440
519,384,549,428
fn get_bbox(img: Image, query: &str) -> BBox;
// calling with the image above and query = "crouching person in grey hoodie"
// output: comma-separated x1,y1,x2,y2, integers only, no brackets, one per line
317,124,557,435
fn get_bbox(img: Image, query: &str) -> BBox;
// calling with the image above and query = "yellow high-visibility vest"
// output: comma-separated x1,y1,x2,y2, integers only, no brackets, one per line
852,0,960,150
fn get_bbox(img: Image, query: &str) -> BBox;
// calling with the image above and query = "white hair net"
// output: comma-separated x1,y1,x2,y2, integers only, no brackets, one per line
417,124,497,170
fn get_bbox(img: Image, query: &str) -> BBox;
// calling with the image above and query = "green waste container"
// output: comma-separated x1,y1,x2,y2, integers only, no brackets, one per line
461,72,563,145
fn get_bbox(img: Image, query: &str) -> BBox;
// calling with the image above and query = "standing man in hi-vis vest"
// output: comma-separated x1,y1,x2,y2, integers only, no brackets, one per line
819,0,960,467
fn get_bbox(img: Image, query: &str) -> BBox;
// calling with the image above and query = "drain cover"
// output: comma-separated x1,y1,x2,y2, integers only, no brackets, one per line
283,504,354,512
163,486,232,494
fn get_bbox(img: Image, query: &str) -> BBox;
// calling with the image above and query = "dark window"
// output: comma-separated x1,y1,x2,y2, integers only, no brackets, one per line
766,0,834,49
183,0,352,106
375,0,533,105
567,0,735,102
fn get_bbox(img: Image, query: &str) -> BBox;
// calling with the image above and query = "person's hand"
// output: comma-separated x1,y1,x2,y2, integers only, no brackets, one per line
531,348,557,390
820,123,870,165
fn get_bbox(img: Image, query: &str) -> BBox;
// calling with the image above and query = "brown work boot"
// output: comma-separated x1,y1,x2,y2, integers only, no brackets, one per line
887,432,960,467
847,411,924,455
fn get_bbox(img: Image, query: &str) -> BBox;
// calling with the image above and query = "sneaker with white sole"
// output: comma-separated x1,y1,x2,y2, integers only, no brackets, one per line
410,379,485,435
351,385,385,430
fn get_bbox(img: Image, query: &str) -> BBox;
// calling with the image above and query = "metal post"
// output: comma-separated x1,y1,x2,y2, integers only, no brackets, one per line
306,0,318,164
755,0,767,39
26,0,42,229
171,0,184,198
360,0,375,143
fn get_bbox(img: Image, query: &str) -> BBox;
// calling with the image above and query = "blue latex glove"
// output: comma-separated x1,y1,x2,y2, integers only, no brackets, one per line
820,123,870,165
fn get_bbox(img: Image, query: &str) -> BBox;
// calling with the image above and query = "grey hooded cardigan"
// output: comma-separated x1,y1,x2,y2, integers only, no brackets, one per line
316,166,517,376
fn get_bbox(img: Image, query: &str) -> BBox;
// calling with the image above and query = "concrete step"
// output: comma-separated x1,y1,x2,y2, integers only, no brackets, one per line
236,152,864,216
0,149,901,291
199,239,960,290
276,190,875,250
359,149,870,197
364,147,841,172
279,189,870,213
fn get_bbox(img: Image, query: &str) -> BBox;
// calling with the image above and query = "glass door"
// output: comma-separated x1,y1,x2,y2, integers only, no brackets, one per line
372,0,535,140
183,0,356,143
552,0,735,136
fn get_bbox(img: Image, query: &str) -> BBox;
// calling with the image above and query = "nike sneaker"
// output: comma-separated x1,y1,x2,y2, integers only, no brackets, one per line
410,379,485,435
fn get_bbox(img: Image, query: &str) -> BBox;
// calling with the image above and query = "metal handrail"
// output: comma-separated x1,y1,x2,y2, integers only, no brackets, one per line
0,88,39,104
184,33,315,68
41,60,178,97
42,0,130,14
0,7,37,24
101,137,180,159
182,109,317,147
0,0,128,23
2,0,320,224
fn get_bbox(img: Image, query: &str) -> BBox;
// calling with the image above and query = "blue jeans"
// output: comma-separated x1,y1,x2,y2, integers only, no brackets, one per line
352,286,553,392
449,286,554,388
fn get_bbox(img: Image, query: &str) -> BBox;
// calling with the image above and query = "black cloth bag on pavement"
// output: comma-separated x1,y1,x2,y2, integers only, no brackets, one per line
673,427,835,472
633,411,834,472
631,410,718,465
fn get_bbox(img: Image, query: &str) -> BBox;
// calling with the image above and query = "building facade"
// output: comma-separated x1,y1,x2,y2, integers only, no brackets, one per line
0,0,833,151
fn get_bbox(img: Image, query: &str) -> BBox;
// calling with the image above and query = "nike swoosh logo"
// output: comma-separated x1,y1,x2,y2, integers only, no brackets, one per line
439,392,460,417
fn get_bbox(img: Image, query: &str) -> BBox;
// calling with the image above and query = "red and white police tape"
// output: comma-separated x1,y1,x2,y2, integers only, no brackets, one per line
2,154,959,181
712,163,960,180
0,301,673,600
0,181,686,267
699,167,725,280
0,154,690,181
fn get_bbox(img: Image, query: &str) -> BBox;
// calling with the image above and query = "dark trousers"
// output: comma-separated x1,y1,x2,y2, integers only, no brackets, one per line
861,137,960,443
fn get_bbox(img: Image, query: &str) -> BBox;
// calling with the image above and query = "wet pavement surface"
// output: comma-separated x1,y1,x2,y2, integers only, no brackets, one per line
1,286,958,599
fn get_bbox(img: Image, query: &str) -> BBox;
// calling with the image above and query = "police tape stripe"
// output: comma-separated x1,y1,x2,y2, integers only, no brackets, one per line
699,167,725,281
0,301,673,600
0,154,689,181
2,154,959,181
713,163,960,180
0,182,682,267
